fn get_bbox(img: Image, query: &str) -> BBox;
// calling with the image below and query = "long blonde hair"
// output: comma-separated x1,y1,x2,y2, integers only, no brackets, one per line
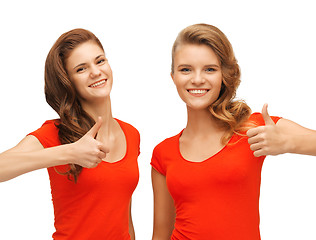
172,24,251,143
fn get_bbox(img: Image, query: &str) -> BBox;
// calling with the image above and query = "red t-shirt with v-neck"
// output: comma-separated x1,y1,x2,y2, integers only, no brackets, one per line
29,119,140,240
151,113,281,240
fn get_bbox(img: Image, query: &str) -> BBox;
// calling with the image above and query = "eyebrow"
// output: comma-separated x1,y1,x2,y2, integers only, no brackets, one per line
73,54,106,70
205,64,220,68
96,54,106,60
177,64,191,68
177,64,220,68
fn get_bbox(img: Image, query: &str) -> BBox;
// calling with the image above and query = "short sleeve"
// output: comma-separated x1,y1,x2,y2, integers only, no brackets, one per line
150,145,166,176
28,120,60,148
249,112,281,126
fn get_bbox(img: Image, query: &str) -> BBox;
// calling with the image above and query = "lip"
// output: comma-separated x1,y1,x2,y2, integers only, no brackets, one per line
187,89,209,97
89,79,107,88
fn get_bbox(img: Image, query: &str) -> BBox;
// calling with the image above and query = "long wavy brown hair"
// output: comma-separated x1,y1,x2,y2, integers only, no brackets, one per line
172,24,252,143
45,28,104,182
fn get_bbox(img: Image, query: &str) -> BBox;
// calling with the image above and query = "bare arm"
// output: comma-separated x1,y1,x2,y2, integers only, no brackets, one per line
247,104,316,157
0,135,71,182
0,118,108,182
151,168,176,240
276,118,316,156
129,199,135,240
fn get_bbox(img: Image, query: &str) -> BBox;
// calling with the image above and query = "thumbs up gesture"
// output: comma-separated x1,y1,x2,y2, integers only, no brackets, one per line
69,117,109,168
247,104,286,157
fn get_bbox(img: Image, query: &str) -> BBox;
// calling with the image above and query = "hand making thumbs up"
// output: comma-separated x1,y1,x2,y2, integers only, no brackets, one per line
247,104,286,157
69,117,110,168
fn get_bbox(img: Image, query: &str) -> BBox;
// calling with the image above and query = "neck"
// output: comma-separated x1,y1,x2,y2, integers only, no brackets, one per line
185,106,222,136
81,96,116,140
81,96,112,121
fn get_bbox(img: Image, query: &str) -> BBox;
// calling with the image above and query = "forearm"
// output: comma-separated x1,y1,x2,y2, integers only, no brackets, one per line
273,118,316,156
287,129,316,156
0,144,71,182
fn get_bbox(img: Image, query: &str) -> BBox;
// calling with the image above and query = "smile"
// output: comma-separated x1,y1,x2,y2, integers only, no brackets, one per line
187,89,209,96
89,79,107,88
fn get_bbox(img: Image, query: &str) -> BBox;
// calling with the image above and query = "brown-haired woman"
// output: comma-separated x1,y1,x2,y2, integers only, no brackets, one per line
151,23,316,240
0,29,140,239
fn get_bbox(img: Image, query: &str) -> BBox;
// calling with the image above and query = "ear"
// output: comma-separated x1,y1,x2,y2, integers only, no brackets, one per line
170,72,175,84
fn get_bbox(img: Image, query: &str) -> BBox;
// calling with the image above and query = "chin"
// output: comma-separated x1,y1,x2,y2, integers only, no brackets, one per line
187,104,211,111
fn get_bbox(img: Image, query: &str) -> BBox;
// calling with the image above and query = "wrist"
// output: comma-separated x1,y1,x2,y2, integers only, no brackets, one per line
58,143,75,165
285,134,297,154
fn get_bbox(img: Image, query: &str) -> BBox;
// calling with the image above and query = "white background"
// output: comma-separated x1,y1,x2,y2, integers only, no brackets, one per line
0,0,316,239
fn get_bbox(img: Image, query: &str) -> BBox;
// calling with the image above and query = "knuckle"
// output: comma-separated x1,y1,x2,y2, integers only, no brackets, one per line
258,131,264,137
246,130,252,137
88,162,97,168
92,149,100,156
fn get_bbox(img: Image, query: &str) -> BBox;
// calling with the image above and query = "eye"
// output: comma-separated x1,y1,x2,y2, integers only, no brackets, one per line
96,56,107,65
205,67,216,72
180,68,191,73
76,67,86,73
97,58,105,64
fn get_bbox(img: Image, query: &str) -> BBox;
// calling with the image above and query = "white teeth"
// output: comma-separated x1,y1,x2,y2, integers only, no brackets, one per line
90,80,106,88
189,89,208,94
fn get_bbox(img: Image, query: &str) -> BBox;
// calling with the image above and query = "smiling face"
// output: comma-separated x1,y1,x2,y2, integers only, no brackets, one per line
65,40,113,105
171,43,223,111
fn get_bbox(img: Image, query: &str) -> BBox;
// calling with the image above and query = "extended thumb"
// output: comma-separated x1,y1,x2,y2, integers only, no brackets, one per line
87,117,103,137
262,104,274,125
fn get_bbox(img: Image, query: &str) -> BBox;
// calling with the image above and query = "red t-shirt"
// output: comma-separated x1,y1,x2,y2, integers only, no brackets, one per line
151,113,280,240
29,119,140,240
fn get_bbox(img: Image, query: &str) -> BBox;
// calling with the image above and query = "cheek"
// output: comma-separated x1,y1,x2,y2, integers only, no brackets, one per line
215,81,223,92
70,76,87,95
104,63,113,76
211,75,223,90
213,81,225,101
174,80,188,98
72,79,83,91
173,75,188,88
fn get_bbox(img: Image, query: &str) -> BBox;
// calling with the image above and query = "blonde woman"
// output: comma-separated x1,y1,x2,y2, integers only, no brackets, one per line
151,23,316,240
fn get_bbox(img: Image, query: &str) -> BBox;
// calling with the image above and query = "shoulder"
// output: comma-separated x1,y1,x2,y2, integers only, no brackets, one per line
41,119,60,129
153,132,182,155
248,112,265,125
151,132,181,175
31,119,59,134
115,118,139,135
248,112,281,126
36,119,59,134
28,119,60,148
116,119,141,156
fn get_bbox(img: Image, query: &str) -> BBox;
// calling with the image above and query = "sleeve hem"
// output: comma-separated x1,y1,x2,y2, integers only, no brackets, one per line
27,132,48,148
150,162,166,176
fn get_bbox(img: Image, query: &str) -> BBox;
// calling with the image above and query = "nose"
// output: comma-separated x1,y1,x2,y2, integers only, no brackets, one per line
89,65,101,78
191,72,205,85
